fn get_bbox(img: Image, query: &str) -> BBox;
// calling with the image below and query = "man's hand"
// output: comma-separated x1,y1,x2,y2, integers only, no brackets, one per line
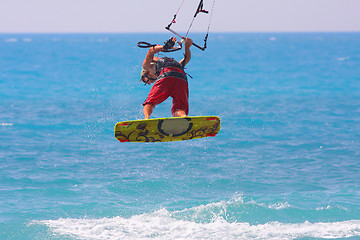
163,37,177,51
179,37,192,67
184,38,193,49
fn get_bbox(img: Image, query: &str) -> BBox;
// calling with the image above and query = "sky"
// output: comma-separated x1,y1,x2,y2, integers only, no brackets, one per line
1,0,360,33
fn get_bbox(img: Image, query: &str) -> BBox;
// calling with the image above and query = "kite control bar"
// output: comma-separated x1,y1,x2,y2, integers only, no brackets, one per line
139,0,213,52
164,0,214,51
165,26,207,51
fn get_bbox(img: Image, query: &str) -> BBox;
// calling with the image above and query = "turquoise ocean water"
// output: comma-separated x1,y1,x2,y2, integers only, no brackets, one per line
1,33,360,239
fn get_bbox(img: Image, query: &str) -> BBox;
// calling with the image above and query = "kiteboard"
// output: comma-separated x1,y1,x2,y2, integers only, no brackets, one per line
114,116,220,143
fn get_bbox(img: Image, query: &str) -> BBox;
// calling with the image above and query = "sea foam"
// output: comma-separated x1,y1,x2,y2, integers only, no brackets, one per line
36,213,360,240
36,199,360,240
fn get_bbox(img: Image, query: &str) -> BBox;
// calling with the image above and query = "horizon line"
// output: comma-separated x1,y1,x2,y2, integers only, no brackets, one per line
1,30,360,34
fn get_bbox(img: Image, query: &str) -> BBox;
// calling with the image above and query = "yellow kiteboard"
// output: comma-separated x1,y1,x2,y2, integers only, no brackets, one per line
114,116,220,143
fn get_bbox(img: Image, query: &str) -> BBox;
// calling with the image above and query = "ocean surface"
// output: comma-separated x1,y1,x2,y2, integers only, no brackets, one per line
1,33,360,240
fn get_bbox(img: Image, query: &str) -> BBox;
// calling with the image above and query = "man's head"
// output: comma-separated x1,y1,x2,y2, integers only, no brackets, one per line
140,68,156,85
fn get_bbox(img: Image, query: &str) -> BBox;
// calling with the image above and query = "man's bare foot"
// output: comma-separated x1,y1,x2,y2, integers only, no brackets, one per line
173,110,187,117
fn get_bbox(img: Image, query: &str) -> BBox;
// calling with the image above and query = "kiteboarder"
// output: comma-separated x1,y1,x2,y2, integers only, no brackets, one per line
140,37,193,119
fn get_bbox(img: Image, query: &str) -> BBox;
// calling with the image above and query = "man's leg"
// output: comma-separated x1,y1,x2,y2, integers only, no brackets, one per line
143,104,154,119
171,80,189,117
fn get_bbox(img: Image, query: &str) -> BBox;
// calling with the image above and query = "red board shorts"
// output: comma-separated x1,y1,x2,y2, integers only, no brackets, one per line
143,77,189,116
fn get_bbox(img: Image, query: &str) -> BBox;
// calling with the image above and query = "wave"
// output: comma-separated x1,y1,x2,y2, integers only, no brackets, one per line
5,38,18,43
35,196,360,240
35,215,360,240
337,56,350,61
0,123,13,126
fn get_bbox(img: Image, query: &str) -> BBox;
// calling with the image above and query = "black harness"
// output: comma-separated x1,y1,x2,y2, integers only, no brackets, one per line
155,57,188,83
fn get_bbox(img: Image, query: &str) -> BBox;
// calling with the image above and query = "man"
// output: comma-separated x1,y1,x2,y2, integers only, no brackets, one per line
140,37,193,119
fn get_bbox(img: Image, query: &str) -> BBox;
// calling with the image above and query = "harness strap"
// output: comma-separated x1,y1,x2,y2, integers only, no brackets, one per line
157,67,188,83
